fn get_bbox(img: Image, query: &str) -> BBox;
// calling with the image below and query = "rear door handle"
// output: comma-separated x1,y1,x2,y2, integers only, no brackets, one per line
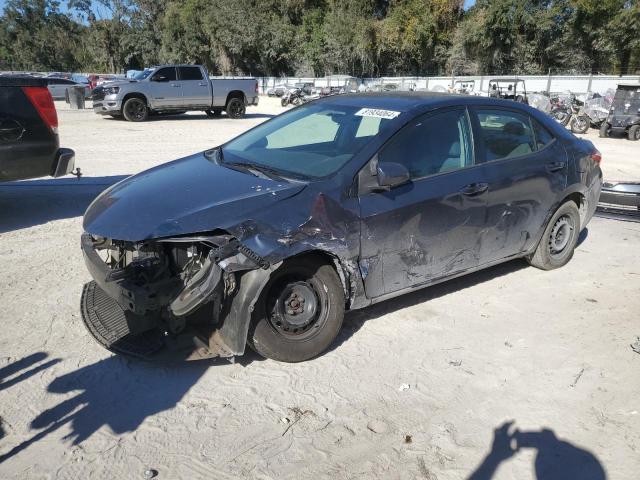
546,162,566,172
460,182,488,196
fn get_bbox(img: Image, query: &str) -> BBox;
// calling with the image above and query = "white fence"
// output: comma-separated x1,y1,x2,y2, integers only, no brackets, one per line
256,74,640,95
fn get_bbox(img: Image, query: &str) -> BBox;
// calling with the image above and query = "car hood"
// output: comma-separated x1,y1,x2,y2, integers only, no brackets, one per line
83,152,307,241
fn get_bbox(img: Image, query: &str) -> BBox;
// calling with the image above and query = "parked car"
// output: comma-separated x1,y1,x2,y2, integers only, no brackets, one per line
599,83,640,140
46,78,91,100
597,181,640,220
91,64,259,121
79,93,602,363
0,76,75,182
488,79,528,103
46,72,73,80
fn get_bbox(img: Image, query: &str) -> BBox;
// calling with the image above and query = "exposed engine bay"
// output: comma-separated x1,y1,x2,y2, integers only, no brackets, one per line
80,232,273,360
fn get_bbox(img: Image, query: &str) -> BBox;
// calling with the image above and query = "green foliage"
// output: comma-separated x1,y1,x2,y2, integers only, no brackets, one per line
0,0,637,75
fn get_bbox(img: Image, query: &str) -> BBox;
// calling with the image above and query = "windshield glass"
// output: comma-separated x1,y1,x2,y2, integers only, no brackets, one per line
613,86,640,111
223,103,398,178
134,68,154,80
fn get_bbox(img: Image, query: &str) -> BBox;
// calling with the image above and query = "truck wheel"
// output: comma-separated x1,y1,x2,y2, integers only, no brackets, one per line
599,122,610,138
226,97,245,119
527,201,580,271
205,108,222,118
628,125,640,141
122,97,148,122
247,258,345,362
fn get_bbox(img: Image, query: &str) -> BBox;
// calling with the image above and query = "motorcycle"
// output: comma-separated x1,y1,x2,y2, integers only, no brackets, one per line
568,90,614,134
280,87,307,107
549,92,574,126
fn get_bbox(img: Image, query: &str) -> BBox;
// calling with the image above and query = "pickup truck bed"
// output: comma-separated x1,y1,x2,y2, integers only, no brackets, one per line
0,76,75,182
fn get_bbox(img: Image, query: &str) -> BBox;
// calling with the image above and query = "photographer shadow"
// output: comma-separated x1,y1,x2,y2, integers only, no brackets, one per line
468,421,606,480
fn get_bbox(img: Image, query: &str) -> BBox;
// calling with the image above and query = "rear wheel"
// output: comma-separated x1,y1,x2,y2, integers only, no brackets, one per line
122,97,148,122
527,201,580,270
628,125,640,141
225,97,246,119
599,122,610,138
247,259,344,362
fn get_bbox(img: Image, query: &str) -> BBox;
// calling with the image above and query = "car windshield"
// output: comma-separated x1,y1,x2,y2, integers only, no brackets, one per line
133,69,154,80
222,103,399,179
613,87,640,111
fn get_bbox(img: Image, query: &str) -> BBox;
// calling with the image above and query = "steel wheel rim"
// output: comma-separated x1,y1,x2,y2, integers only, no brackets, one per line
268,279,326,340
548,214,574,258
126,100,145,120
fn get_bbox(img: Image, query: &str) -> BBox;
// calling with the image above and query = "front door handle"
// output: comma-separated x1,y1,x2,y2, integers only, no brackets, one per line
198,82,207,86
170,83,181,87
460,182,488,196
546,162,566,173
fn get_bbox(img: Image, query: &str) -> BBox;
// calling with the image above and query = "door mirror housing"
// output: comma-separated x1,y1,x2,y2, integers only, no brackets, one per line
376,162,410,190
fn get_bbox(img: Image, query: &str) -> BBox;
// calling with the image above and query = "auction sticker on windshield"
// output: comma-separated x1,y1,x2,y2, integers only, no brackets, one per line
355,108,401,119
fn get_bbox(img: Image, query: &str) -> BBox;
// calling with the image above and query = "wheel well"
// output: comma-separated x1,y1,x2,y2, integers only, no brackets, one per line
562,192,586,225
225,90,246,106
122,92,148,108
286,251,351,307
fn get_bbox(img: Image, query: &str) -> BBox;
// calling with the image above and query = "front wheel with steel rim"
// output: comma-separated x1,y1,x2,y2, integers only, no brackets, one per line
570,115,589,134
527,201,580,270
247,259,344,362
122,97,148,122
225,97,246,119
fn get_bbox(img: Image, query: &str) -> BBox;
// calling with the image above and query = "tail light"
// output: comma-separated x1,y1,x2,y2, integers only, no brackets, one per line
22,86,58,134
591,149,602,164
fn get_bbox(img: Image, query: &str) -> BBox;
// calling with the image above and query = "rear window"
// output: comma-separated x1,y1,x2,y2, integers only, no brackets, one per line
178,67,203,81
476,109,536,161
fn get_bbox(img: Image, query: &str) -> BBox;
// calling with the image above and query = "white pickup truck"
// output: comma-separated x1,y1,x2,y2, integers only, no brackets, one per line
91,64,259,121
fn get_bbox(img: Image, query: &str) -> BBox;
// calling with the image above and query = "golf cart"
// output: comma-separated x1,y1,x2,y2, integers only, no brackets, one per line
599,83,640,141
488,78,528,103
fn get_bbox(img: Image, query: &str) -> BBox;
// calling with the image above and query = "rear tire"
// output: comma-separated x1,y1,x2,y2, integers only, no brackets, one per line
599,122,610,138
225,97,246,119
628,125,640,141
247,259,344,362
122,97,148,122
527,201,580,271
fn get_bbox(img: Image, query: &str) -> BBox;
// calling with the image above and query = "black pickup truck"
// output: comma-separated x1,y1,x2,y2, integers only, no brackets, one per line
0,76,75,182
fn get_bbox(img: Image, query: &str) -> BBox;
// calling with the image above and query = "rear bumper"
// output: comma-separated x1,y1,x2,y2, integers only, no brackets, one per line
0,146,75,182
597,181,640,221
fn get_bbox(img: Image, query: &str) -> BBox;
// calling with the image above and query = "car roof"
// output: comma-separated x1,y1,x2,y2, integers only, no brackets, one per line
314,91,528,111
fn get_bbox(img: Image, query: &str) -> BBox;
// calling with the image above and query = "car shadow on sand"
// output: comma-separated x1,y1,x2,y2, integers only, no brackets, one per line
0,347,263,464
333,259,529,352
0,176,129,234
468,421,606,479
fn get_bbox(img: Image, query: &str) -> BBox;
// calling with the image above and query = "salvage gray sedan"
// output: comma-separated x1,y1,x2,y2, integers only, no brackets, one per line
80,93,602,362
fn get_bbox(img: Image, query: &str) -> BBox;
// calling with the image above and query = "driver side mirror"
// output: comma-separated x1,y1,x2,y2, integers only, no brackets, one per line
376,162,410,191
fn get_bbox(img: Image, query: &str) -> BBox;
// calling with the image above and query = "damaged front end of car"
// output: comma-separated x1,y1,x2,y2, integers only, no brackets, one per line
80,231,277,360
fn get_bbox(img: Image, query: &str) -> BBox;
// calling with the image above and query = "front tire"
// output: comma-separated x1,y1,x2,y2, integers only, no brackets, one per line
570,115,589,134
527,201,580,270
599,122,611,138
248,259,345,362
628,125,640,141
122,97,148,122
225,97,246,119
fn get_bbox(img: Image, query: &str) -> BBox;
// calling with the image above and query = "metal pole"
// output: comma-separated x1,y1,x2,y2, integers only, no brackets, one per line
587,73,593,93
546,68,552,95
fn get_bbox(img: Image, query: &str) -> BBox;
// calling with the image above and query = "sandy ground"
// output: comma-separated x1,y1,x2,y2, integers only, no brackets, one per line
0,97,639,480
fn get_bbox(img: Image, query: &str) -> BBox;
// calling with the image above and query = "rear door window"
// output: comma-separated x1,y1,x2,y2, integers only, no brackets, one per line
531,119,555,150
475,109,536,161
178,67,203,81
